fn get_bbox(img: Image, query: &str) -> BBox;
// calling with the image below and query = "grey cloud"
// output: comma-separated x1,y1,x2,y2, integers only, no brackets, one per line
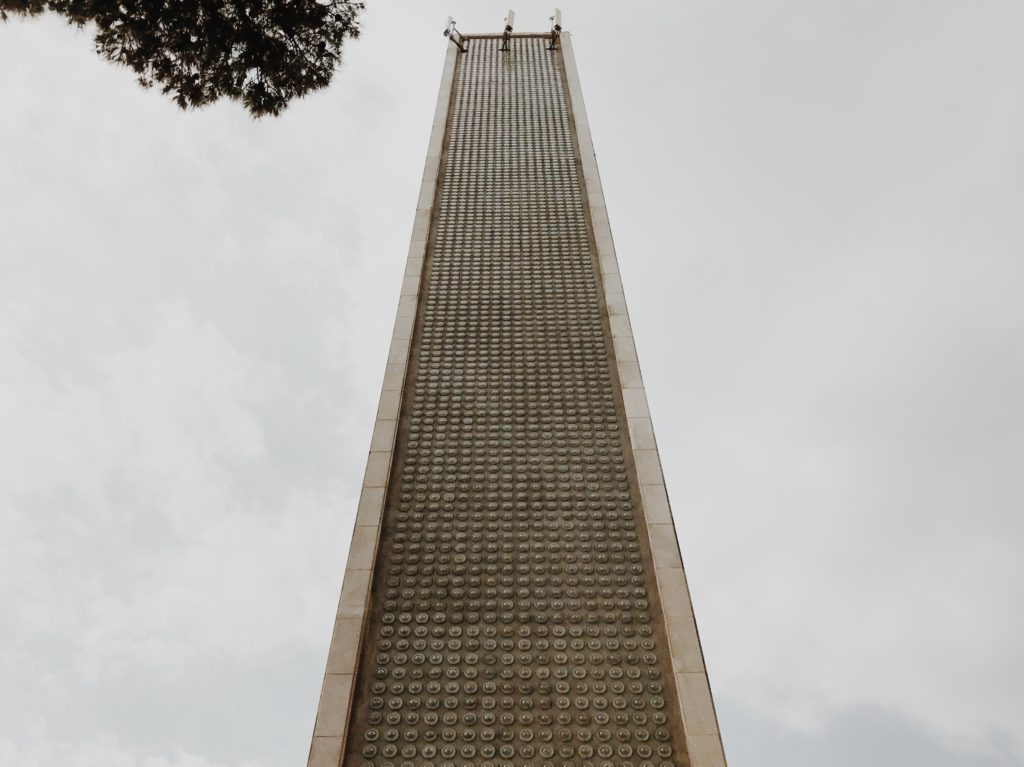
1,2,1022,765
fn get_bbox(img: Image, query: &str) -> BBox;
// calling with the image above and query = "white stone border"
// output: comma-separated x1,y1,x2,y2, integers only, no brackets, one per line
306,41,461,767
560,32,729,767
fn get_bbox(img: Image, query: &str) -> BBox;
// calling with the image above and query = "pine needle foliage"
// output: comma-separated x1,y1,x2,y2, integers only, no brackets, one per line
1,0,364,117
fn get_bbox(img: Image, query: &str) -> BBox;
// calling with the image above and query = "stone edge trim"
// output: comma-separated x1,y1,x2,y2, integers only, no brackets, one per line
306,41,461,767
559,32,729,767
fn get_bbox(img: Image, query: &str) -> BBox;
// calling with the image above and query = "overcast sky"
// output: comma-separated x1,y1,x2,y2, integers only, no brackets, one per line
2,2,1023,766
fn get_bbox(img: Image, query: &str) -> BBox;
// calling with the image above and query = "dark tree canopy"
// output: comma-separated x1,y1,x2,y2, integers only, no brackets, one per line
1,0,364,116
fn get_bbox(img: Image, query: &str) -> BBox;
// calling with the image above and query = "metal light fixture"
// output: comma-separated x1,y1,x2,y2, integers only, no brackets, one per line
500,10,514,51
548,8,562,49
443,17,467,52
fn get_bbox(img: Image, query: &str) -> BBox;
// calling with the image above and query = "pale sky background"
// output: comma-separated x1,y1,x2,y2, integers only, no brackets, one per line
1,2,1023,766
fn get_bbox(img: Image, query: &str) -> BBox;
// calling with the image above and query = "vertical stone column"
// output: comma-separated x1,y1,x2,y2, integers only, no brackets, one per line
306,40,460,767
309,31,727,767
560,32,728,767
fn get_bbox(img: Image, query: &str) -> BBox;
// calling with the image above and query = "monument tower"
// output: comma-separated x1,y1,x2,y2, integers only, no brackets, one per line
308,17,727,767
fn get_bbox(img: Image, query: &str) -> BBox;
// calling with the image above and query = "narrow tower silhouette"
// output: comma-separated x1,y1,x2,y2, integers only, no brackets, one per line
309,22,727,767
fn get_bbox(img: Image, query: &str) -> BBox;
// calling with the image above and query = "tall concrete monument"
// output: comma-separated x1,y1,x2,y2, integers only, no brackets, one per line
308,20,727,767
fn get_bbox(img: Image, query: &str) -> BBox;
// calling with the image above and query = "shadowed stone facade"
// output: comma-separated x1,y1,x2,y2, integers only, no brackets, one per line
309,31,727,767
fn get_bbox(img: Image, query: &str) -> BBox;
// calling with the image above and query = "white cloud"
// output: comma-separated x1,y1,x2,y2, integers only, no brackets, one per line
0,300,352,677
0,735,261,767
629,5,1024,756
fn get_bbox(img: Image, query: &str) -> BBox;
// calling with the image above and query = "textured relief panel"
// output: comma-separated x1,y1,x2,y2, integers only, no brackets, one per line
342,36,690,767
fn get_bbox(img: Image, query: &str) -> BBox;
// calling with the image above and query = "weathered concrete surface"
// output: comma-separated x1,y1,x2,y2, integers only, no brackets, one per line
309,32,726,767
